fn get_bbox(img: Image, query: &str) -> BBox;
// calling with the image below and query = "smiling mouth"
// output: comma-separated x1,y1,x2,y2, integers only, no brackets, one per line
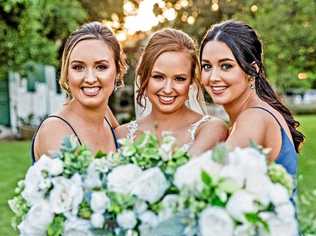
158,95,176,104
81,87,101,96
210,86,227,95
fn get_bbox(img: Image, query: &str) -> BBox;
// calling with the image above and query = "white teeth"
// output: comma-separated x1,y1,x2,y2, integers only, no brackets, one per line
82,87,100,96
212,86,226,91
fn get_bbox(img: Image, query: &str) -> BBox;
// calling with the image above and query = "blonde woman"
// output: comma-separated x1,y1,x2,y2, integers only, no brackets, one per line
32,22,127,161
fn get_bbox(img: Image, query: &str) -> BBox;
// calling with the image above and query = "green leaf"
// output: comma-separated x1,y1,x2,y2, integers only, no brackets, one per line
201,170,212,186
47,214,66,236
95,150,107,159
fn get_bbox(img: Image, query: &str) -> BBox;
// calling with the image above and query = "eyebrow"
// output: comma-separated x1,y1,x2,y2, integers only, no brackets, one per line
202,58,235,63
70,59,110,64
151,70,188,77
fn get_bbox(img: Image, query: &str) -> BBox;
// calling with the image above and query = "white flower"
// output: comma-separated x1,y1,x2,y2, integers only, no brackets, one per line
174,152,222,192
219,165,245,192
49,174,83,215
228,147,267,177
63,217,93,236
139,210,159,227
36,154,64,176
226,190,258,222
91,212,104,228
199,207,234,236
83,170,102,190
245,175,272,207
90,191,110,213
131,167,169,203
133,199,148,215
21,165,46,205
158,194,178,221
258,213,298,236
234,224,256,236
269,183,290,206
107,164,143,194
159,132,176,161
18,200,54,236
117,210,137,229
275,203,295,222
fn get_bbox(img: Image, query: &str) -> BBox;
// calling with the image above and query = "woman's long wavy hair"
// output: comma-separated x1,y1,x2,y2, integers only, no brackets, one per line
200,20,304,152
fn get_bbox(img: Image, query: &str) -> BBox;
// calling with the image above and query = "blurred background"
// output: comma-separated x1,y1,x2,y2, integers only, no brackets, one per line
0,0,315,235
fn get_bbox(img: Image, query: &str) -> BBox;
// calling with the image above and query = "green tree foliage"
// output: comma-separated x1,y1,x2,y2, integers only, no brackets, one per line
150,0,316,91
0,0,87,77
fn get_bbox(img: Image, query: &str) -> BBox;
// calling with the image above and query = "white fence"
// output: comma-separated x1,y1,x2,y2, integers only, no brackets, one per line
9,66,65,133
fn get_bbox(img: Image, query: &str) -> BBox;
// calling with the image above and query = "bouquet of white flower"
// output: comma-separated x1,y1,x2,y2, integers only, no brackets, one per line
8,133,297,236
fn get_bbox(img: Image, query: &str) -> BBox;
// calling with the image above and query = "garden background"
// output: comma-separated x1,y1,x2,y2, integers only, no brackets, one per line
0,0,315,235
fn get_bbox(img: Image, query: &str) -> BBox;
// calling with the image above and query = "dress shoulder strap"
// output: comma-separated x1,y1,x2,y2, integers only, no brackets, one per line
31,115,82,164
188,115,212,141
127,120,138,140
249,107,282,127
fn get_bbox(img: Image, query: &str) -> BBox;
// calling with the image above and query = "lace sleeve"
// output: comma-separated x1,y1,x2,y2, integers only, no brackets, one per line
126,121,138,140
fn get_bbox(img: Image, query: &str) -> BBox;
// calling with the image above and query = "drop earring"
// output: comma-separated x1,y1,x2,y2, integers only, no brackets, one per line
114,77,124,91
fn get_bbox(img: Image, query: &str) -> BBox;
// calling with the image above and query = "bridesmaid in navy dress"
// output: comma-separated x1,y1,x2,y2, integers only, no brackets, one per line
200,20,304,226
32,22,126,162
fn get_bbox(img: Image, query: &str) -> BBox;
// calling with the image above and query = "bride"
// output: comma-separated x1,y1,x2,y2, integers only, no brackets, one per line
116,28,227,156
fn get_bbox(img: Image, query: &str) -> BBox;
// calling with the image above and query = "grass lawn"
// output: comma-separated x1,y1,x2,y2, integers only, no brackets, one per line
0,115,315,235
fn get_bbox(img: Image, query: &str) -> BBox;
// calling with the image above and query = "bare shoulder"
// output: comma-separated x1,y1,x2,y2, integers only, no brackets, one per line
197,116,228,141
34,117,74,160
227,108,271,148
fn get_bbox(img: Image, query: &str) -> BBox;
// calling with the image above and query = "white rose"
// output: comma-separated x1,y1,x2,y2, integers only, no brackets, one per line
174,152,222,192
21,165,46,205
228,148,267,177
258,214,298,236
159,132,177,161
219,165,245,192
36,155,64,176
226,190,258,222
18,200,54,236
63,217,93,236
139,210,159,227
91,212,105,228
234,224,256,236
49,174,83,215
117,210,137,229
107,164,143,194
83,170,102,190
133,199,148,215
131,167,169,203
275,203,295,222
90,191,110,213
245,175,272,207
158,194,178,221
269,183,290,206
199,207,234,236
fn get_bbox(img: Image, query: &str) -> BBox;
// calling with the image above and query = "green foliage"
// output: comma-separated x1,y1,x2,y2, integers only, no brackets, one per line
47,214,66,236
0,0,87,77
151,0,316,91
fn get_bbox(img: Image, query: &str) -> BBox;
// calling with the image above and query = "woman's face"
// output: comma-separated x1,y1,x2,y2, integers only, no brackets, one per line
146,51,192,114
68,39,116,108
201,40,251,107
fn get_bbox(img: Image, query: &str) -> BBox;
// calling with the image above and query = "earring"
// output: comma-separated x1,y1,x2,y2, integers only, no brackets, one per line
247,75,255,90
114,77,124,91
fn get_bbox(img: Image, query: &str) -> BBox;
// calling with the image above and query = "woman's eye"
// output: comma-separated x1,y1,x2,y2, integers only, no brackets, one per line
175,76,186,82
202,64,212,71
72,64,84,71
221,63,233,71
152,75,164,80
96,64,108,71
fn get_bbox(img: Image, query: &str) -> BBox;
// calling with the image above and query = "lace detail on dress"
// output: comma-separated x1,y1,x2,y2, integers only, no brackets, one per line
127,120,138,140
181,115,212,152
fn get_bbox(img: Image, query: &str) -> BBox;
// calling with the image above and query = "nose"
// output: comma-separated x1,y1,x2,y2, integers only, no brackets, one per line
163,79,173,94
202,69,219,85
85,68,97,84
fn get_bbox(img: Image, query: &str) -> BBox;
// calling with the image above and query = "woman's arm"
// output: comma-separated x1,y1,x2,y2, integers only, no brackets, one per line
189,118,228,157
